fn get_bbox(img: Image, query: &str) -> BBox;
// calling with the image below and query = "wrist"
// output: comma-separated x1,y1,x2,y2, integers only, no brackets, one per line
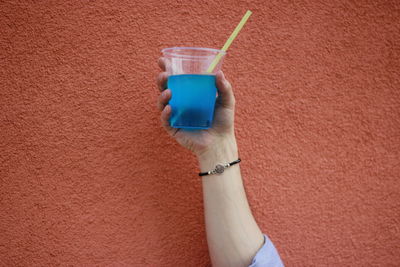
196,134,239,172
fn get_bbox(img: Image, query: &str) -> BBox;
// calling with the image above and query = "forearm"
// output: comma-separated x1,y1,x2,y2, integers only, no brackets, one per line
198,135,264,267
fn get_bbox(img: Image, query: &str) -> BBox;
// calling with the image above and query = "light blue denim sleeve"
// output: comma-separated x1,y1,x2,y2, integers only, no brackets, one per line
248,235,284,267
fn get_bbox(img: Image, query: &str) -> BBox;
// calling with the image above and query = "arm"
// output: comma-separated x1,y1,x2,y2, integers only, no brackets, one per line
156,58,264,267
198,136,264,267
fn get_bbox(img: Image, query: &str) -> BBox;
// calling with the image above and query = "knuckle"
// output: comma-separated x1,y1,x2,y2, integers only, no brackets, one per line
226,80,232,89
222,79,230,88
157,72,165,81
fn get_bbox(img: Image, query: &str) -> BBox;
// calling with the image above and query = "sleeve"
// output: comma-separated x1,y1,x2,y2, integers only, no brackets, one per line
248,235,284,267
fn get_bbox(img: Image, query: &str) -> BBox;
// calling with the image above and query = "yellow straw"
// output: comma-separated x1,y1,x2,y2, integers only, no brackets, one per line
206,10,252,73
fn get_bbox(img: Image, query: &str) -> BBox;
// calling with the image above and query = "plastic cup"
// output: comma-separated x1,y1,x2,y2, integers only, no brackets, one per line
161,47,226,129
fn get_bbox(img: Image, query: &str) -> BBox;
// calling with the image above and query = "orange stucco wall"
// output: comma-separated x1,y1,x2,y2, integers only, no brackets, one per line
1,1,399,266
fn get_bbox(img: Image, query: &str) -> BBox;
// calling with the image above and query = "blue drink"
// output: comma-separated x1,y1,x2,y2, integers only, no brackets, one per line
168,74,217,129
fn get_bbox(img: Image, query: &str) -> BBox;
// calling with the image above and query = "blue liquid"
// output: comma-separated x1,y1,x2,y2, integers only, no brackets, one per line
168,74,217,129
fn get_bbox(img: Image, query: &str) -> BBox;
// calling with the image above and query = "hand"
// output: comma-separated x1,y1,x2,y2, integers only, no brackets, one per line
156,57,237,157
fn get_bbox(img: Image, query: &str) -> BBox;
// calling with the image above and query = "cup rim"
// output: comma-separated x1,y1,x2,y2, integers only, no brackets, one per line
162,47,226,58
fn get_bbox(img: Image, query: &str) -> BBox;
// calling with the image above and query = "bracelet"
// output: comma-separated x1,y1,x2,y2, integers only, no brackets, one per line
199,158,241,176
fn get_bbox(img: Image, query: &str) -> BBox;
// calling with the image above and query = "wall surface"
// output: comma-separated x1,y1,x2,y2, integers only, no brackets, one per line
1,0,399,266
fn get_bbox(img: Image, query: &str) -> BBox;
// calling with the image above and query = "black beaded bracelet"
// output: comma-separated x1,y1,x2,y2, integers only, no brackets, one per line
199,158,241,176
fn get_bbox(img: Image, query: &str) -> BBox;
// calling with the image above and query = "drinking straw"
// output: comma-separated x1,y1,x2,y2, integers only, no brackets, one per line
206,10,252,73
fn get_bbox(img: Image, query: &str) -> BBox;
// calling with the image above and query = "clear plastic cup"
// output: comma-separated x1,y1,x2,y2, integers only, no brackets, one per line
161,47,226,129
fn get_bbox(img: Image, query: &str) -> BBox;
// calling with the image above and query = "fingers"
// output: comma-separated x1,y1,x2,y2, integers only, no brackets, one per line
156,72,168,92
157,89,171,111
216,71,235,109
158,57,166,71
157,57,168,91
158,57,177,136
160,105,175,135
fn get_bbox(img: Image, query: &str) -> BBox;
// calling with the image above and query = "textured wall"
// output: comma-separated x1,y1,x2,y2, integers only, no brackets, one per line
1,0,399,266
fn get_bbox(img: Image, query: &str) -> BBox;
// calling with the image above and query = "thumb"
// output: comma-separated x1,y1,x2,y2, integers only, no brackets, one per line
216,71,235,109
